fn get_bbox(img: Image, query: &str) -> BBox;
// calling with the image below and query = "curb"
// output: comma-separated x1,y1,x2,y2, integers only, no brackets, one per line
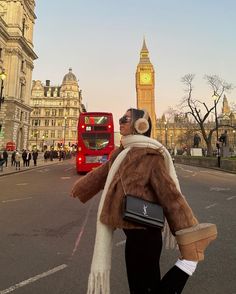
0,160,67,177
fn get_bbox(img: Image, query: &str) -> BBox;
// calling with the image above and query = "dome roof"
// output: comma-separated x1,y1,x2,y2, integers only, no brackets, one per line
62,68,77,84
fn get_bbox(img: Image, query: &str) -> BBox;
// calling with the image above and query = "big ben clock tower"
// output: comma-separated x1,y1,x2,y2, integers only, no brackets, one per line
136,39,157,138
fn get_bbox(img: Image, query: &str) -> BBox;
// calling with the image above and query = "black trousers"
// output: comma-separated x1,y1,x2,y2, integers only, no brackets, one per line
123,228,189,294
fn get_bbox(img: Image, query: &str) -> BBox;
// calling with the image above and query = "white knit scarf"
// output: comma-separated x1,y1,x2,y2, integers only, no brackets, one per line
87,135,182,294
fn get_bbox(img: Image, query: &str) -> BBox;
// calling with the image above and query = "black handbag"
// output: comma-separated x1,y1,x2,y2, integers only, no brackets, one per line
123,194,164,229
119,172,164,229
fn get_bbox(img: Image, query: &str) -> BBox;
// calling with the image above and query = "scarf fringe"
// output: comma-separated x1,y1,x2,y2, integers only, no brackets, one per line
87,270,110,294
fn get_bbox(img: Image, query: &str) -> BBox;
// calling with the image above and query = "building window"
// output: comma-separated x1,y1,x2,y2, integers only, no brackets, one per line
51,130,55,138
44,131,49,138
59,109,63,116
72,131,77,138
57,130,62,139
22,18,26,36
71,120,77,127
0,48,2,60
57,120,63,127
21,60,24,72
20,83,25,100
45,109,50,116
52,109,57,116
45,119,49,126
34,108,41,116
51,119,56,126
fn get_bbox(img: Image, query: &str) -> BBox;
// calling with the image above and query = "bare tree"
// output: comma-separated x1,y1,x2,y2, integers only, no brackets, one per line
180,74,233,156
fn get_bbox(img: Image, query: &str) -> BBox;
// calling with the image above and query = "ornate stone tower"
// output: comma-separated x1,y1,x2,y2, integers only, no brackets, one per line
136,39,157,138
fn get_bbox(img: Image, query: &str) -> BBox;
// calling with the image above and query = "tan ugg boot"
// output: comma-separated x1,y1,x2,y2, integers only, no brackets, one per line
175,223,217,261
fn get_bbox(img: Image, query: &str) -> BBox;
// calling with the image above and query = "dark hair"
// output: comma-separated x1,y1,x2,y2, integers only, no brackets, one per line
127,108,152,137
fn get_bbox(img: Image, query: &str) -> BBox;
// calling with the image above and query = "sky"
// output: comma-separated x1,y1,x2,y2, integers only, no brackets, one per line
32,0,236,131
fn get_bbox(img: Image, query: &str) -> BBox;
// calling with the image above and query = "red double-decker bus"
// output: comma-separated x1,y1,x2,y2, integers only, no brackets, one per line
76,112,115,173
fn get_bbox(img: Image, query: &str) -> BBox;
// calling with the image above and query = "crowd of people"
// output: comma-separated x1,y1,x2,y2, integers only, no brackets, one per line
0,149,39,171
0,148,73,172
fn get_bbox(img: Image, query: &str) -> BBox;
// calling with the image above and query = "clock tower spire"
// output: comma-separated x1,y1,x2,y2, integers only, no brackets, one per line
136,39,157,138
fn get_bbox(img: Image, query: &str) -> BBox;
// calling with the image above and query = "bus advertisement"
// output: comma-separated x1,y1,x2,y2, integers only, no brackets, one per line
76,112,115,173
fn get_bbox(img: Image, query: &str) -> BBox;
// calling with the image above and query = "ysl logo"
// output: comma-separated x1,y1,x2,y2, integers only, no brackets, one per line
143,204,148,216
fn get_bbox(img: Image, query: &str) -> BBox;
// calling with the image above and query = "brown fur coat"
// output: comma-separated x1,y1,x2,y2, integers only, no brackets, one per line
71,146,198,234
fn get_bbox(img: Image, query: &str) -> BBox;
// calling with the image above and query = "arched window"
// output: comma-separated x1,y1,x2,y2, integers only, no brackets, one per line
22,18,26,36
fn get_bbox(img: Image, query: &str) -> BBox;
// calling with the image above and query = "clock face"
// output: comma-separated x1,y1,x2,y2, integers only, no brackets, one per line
140,72,152,85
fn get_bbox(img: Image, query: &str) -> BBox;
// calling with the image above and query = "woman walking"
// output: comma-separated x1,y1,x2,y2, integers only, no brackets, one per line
71,108,217,294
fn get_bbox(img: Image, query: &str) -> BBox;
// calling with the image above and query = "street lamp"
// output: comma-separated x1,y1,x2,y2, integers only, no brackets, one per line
233,130,236,150
212,94,220,167
42,135,45,152
35,130,39,150
164,121,168,147
0,69,6,110
64,116,67,148
170,133,173,153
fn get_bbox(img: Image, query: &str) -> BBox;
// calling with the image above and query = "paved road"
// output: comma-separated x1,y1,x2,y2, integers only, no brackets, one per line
0,162,235,294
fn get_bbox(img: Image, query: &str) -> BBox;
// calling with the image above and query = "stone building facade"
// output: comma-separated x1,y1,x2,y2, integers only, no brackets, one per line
29,69,85,151
0,0,37,150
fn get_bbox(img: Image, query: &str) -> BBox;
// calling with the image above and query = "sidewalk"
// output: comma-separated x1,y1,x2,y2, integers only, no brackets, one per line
0,153,67,177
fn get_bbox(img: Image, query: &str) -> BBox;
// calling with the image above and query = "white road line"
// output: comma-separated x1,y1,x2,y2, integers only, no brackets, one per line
61,176,71,180
116,240,126,247
16,183,28,186
227,196,236,200
205,203,218,209
210,187,231,192
64,167,73,171
0,264,68,294
2,197,32,203
71,200,94,257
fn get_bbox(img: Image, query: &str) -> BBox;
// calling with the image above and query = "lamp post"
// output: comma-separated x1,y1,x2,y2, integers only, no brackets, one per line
233,130,236,151
170,133,173,154
34,120,38,150
164,121,168,147
212,94,220,167
35,130,38,150
0,70,6,110
42,135,45,152
64,116,67,148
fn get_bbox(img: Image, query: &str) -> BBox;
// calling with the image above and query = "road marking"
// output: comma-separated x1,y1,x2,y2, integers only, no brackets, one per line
227,196,236,200
37,168,50,173
16,183,28,186
71,200,94,257
210,187,231,192
61,176,71,180
64,167,73,171
205,203,218,209
116,240,126,247
0,264,68,294
2,197,32,203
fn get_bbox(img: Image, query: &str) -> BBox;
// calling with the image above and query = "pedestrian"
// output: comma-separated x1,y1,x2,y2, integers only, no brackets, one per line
32,150,38,166
3,149,8,167
49,150,54,161
71,108,217,294
15,150,21,170
11,150,16,166
26,150,31,167
44,150,48,162
22,149,27,167
0,153,5,172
